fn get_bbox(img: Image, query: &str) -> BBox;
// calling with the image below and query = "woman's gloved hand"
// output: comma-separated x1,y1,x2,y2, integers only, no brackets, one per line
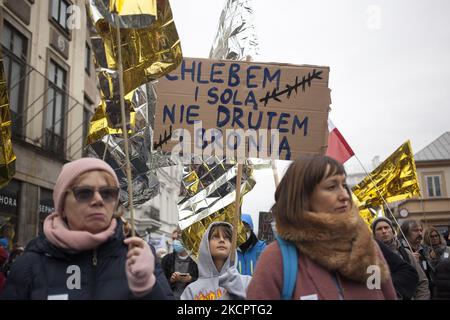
124,237,156,297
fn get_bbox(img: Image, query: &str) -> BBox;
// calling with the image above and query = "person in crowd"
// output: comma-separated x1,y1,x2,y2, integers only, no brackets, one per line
423,227,450,269
400,219,434,295
1,157,172,300
375,239,419,300
156,248,168,259
161,228,198,300
237,214,266,276
400,220,427,264
247,155,396,300
423,226,450,298
0,243,8,294
434,257,450,299
443,228,450,247
1,244,24,277
0,237,9,254
372,217,429,299
181,222,251,300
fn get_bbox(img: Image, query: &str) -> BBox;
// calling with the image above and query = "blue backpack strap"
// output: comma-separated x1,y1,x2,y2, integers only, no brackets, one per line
275,235,298,300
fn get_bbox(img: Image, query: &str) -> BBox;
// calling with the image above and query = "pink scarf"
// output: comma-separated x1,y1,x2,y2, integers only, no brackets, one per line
43,212,117,251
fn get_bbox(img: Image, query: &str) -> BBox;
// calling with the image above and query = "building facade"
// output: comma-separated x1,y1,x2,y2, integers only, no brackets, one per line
0,0,181,249
394,132,450,234
0,0,98,248
345,140,450,234
133,165,183,253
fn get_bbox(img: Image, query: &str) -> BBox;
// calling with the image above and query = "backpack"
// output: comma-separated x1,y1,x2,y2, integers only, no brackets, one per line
275,235,298,300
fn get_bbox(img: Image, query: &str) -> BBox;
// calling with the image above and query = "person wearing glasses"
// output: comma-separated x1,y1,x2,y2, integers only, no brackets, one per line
1,158,171,300
423,227,450,268
423,227,450,298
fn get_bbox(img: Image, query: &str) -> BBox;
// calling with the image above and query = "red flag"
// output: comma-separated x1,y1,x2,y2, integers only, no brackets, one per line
326,120,354,163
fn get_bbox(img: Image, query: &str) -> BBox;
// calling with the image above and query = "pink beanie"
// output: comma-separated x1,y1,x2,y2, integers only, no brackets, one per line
53,158,119,215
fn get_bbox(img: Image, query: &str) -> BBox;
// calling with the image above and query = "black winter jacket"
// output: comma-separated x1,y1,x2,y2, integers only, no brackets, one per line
1,219,173,300
161,251,199,291
377,240,419,300
434,258,450,300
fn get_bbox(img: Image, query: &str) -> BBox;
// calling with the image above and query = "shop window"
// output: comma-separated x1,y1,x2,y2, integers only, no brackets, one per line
0,180,20,251
38,188,54,235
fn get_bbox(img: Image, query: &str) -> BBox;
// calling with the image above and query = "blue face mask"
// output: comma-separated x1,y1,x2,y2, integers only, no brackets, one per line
173,240,185,253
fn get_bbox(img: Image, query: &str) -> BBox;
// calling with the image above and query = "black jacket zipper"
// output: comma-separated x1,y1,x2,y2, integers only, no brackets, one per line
91,249,97,299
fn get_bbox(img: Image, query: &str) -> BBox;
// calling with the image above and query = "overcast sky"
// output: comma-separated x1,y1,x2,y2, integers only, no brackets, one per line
169,0,450,231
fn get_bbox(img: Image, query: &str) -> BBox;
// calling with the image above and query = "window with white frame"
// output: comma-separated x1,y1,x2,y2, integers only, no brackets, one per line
426,175,442,198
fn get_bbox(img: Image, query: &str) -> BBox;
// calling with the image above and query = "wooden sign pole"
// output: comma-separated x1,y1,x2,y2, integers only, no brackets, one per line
229,163,243,266
271,160,280,188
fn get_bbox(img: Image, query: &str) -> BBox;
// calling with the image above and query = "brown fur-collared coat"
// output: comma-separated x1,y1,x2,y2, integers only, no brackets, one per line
247,208,396,300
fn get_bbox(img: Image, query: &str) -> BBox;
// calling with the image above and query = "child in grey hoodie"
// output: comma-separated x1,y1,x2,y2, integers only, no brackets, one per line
181,221,252,300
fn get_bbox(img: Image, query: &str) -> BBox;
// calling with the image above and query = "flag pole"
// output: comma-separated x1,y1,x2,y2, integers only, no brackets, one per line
113,10,136,237
229,56,253,265
271,160,279,188
353,154,414,253
230,162,243,266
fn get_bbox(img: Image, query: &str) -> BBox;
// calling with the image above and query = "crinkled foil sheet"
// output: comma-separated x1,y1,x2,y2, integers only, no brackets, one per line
179,156,256,259
85,0,182,206
0,47,16,188
209,0,259,60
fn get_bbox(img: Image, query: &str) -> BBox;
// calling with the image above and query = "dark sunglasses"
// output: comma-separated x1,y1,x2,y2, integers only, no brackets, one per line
69,186,119,203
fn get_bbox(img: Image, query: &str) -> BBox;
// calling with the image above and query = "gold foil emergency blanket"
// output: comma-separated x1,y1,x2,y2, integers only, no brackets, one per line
0,47,16,188
86,84,160,207
86,0,182,206
352,193,378,228
86,91,136,145
87,0,182,98
92,0,157,29
352,140,421,208
209,0,259,60
179,157,256,259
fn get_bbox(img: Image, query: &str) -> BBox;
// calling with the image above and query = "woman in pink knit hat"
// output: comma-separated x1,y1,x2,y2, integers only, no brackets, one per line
1,157,171,300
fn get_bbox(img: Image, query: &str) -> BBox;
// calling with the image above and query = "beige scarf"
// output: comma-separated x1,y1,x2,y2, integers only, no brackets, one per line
276,207,390,284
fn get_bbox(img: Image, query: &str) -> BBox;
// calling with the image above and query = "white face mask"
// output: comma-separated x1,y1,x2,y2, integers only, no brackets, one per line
246,231,251,240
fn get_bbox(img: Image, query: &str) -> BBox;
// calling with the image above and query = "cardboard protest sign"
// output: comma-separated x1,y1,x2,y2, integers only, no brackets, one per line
153,57,330,160
258,211,275,243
